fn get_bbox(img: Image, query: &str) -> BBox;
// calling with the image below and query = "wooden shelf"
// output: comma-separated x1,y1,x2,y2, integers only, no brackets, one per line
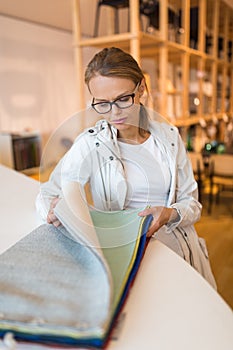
73,0,233,130
174,113,228,127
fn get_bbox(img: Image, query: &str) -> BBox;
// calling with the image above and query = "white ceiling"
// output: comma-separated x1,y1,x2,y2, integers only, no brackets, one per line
0,0,74,31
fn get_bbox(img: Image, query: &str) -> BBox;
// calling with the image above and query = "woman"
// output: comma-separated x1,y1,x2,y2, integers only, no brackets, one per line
36,47,216,288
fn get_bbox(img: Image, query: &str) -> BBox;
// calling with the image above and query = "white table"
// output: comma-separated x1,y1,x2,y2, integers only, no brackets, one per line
0,164,42,255
0,164,233,350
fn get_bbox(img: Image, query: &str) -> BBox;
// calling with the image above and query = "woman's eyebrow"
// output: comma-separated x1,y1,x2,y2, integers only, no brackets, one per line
94,90,133,102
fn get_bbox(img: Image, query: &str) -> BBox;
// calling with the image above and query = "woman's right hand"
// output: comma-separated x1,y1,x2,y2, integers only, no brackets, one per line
47,197,61,227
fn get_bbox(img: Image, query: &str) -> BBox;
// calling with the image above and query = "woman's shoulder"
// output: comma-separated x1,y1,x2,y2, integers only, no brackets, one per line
149,118,179,137
147,110,176,129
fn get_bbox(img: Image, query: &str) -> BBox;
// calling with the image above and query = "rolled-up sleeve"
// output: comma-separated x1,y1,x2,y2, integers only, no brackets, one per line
36,134,92,220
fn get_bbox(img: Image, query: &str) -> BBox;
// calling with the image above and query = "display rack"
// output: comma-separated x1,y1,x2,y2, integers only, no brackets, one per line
72,0,233,132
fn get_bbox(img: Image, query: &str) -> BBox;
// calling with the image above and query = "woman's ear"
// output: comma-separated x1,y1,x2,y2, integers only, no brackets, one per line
138,79,146,98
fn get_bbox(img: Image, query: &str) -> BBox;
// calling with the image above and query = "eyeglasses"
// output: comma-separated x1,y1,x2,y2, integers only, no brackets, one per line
91,83,139,114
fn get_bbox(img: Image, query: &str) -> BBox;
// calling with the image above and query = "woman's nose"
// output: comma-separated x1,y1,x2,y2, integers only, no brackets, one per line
111,103,122,115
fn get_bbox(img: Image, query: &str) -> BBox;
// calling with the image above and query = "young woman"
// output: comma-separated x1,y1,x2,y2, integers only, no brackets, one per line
36,47,216,288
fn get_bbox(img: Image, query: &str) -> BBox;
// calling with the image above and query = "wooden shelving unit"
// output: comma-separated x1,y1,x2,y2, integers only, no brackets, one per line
72,0,233,132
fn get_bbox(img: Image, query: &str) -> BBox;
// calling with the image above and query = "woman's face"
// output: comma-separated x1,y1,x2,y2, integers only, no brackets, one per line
89,75,145,133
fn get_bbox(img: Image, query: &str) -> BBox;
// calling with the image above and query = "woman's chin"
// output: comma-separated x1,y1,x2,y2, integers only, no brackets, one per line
112,123,131,131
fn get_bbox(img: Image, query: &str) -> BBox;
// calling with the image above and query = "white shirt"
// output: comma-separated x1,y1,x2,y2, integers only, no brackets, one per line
118,135,171,209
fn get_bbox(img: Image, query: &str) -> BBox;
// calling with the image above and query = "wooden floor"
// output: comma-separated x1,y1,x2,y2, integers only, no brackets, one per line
195,193,233,309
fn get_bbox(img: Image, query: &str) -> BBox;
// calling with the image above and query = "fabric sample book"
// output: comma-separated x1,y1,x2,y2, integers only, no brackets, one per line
0,199,152,348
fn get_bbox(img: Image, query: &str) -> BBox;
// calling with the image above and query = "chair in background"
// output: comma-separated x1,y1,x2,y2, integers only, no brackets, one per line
208,154,233,214
188,152,205,203
93,0,129,37
139,0,159,32
93,0,159,37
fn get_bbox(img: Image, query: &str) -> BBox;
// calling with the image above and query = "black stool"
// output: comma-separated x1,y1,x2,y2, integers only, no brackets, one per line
93,0,129,37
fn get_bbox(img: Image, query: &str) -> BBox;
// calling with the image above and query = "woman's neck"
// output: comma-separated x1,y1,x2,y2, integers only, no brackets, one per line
118,128,150,145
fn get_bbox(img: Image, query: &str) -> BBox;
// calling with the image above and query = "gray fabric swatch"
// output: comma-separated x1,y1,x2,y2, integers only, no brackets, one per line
0,224,110,334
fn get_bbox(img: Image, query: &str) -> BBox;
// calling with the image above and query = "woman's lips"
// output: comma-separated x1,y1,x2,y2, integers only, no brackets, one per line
111,117,127,124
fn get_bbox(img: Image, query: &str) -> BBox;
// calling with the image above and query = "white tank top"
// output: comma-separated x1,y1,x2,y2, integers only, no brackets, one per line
118,135,171,209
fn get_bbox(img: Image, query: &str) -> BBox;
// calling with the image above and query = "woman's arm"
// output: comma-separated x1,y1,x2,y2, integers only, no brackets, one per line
35,159,63,222
138,131,202,236
170,133,202,227
36,133,92,224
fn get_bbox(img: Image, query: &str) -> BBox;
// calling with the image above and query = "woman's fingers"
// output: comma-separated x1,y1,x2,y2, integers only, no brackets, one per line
138,208,153,217
138,206,174,237
47,212,61,227
47,198,61,227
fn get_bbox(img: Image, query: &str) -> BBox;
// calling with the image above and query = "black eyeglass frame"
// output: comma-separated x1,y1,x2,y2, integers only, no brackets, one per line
91,83,140,114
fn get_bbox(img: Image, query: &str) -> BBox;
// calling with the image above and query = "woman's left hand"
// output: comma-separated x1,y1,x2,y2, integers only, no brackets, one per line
138,206,178,238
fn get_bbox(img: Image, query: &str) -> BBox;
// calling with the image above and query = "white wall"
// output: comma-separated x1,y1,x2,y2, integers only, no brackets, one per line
0,15,82,143
0,14,157,166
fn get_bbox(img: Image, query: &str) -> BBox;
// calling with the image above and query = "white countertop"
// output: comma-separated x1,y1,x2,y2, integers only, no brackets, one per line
0,164,232,350
0,165,42,254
